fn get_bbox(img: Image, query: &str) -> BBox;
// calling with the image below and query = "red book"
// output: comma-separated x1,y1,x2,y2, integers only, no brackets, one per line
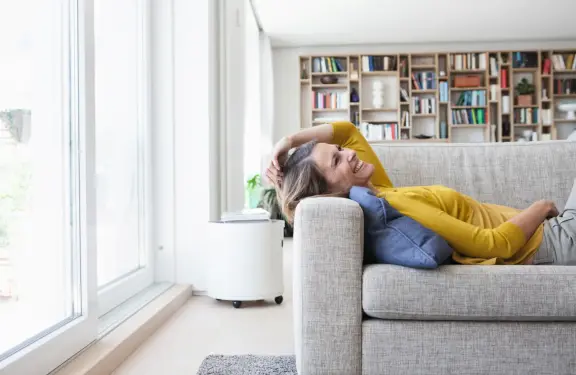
543,58,551,75
500,69,507,89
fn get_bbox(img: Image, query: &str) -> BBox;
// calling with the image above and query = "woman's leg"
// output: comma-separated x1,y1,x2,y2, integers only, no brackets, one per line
542,179,576,265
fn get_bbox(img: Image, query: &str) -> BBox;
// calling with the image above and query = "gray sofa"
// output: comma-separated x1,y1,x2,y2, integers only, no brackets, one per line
293,140,576,375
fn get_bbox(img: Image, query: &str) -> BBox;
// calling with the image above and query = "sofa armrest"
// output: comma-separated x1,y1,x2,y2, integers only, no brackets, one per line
293,197,364,375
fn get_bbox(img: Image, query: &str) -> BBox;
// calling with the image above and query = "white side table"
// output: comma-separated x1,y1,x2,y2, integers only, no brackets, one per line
206,219,285,308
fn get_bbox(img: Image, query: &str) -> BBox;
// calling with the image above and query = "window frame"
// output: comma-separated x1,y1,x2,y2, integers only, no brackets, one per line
0,0,99,373
0,0,157,373
94,0,155,317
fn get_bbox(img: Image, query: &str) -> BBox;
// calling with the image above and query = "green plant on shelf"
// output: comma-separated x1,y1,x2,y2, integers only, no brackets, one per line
515,78,535,96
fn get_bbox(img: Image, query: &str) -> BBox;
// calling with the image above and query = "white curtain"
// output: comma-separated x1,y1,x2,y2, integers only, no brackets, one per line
259,33,275,187
243,1,262,187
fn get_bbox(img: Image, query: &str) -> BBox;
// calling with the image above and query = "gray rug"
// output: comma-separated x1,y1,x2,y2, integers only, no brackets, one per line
197,355,297,375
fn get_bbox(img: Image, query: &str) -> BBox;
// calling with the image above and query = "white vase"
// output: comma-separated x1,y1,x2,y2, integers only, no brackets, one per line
372,93,384,108
372,81,384,108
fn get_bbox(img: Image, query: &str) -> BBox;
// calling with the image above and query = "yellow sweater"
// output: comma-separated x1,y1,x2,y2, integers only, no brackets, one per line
332,121,543,265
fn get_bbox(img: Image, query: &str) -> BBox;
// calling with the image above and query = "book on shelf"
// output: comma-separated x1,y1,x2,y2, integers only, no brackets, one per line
454,90,486,106
489,85,498,101
502,95,510,114
439,81,449,102
412,97,436,114
312,91,348,109
489,56,498,76
399,88,409,102
399,58,409,77
452,108,485,125
401,111,410,128
451,53,487,70
551,53,576,70
361,56,397,72
500,69,508,88
312,57,345,73
411,72,436,90
512,52,538,68
220,208,271,222
542,58,552,75
514,108,539,125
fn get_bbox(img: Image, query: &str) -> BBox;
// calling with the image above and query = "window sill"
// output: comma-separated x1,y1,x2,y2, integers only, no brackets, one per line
51,284,191,375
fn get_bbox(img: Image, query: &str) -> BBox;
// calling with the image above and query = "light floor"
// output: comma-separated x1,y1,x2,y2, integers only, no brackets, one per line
112,239,295,375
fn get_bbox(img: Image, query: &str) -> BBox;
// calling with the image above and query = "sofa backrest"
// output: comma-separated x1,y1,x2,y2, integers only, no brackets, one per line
371,140,576,210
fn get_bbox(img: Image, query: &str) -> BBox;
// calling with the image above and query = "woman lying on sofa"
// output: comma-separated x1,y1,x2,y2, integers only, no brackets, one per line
266,121,576,266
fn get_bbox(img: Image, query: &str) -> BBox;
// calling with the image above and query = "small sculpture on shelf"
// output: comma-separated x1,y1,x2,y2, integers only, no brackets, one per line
301,63,308,79
350,88,359,103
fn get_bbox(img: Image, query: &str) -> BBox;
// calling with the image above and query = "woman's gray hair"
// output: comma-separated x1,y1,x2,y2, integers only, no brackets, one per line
277,140,331,224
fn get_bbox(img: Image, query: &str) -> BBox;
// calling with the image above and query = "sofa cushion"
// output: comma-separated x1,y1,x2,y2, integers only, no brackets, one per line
362,264,576,321
349,186,452,269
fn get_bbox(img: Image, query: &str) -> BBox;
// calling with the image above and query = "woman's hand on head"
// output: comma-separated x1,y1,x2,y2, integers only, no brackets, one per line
266,136,292,188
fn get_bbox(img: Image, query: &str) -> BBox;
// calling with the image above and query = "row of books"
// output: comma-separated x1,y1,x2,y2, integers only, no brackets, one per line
312,57,345,73
312,91,348,109
412,72,436,90
553,79,576,95
514,108,539,125
551,54,576,71
450,53,487,71
359,122,404,141
362,56,397,72
454,90,487,107
412,97,436,115
451,108,486,125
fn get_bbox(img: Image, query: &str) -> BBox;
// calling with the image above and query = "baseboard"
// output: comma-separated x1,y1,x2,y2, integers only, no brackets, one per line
52,284,192,375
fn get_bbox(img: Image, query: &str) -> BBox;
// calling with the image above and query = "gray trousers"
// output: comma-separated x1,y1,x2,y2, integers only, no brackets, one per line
534,181,576,265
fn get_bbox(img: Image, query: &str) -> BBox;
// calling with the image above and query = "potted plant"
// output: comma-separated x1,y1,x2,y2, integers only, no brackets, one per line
515,78,535,106
245,174,262,209
258,187,293,237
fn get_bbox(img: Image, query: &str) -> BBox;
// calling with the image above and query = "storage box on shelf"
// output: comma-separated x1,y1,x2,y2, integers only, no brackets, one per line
299,49,576,143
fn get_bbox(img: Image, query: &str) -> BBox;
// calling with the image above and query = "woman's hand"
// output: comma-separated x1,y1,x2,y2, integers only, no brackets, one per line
534,200,559,219
266,136,292,187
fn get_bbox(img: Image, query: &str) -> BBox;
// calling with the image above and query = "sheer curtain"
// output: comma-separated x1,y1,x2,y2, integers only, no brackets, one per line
259,33,274,187
243,0,262,206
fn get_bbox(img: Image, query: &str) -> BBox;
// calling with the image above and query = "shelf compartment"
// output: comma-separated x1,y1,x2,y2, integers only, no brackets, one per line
362,108,397,112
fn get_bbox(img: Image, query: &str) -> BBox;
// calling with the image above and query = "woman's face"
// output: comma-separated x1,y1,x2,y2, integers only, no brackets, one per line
311,143,374,193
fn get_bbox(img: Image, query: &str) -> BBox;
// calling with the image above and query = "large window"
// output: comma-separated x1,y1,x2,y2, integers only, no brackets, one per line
0,1,97,374
94,0,153,315
0,0,157,374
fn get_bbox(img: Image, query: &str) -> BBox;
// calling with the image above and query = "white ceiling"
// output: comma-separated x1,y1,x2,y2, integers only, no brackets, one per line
251,0,576,47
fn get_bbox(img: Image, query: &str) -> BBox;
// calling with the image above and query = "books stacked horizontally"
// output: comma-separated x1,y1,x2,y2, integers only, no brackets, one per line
220,208,271,223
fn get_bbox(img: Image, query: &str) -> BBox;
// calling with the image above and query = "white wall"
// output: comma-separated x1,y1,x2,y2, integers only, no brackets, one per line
273,40,576,142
